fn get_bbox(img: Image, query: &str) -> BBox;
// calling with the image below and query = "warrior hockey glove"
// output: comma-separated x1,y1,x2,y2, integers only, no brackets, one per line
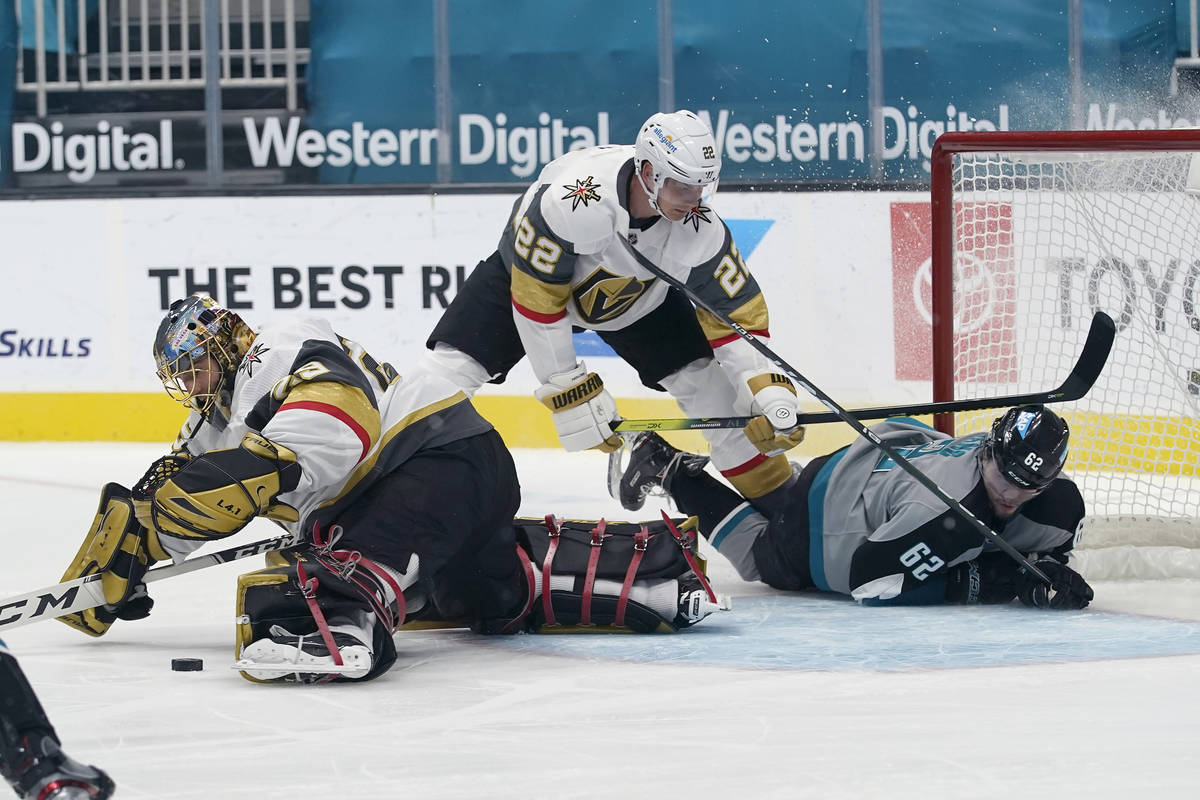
1014,558,1094,610
535,362,622,453
742,372,805,455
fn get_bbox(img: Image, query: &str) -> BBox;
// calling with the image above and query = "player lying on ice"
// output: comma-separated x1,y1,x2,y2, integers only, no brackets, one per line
1,639,114,800
55,295,728,684
609,405,1094,609
422,109,806,514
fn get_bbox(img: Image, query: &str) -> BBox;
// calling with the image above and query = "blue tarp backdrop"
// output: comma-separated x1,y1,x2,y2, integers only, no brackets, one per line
0,1,1186,188
302,0,1180,184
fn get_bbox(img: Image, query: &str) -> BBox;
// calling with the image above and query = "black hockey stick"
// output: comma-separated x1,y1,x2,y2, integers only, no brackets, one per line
617,235,1074,586
614,310,1115,431
0,529,301,632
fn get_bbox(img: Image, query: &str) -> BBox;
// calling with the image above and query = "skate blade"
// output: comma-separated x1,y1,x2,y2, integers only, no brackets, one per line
232,658,358,675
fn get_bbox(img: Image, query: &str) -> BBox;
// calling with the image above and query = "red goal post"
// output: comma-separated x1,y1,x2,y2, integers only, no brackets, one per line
929,130,1200,580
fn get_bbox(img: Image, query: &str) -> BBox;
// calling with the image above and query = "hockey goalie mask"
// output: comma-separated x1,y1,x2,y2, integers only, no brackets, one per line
634,110,721,219
984,405,1070,491
154,295,251,420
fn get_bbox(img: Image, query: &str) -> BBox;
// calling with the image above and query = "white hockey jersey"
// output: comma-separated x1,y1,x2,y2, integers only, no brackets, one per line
161,317,492,561
497,145,774,381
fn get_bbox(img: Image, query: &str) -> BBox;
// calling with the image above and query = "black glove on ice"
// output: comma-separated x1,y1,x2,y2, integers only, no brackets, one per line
1015,559,1093,610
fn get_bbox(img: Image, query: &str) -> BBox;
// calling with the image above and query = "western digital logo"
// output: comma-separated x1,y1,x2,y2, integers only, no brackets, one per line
243,113,611,179
11,120,179,183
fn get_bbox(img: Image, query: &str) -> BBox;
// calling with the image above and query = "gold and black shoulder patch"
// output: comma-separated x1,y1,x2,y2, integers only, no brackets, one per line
561,175,602,210
683,204,713,231
238,341,271,378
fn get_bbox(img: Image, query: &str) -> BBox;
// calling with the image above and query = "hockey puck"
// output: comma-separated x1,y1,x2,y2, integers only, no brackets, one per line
171,657,204,672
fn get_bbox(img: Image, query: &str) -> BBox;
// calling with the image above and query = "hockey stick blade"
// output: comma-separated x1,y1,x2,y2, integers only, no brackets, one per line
0,530,301,633
614,311,1115,432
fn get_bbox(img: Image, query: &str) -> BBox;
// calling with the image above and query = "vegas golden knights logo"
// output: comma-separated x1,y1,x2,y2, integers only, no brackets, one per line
571,267,655,324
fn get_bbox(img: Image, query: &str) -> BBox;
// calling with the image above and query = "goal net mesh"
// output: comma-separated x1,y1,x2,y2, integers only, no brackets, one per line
944,146,1200,579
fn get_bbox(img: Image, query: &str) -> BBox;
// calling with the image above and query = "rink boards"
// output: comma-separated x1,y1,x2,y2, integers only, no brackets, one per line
0,191,1196,472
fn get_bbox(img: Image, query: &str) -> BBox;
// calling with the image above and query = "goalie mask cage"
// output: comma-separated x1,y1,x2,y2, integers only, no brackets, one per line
930,130,1200,581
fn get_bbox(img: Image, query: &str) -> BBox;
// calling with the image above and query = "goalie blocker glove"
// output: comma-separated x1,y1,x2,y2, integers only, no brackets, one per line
57,482,165,637
534,361,622,453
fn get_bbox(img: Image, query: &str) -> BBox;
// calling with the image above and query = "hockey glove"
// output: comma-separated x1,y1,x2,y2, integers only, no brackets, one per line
742,371,804,455
943,555,1030,604
743,415,807,456
58,483,161,637
534,362,622,453
1014,558,1094,610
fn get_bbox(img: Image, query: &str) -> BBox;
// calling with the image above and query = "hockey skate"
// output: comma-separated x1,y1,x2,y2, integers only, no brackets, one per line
0,730,114,800
236,625,373,683
673,574,732,629
608,431,710,511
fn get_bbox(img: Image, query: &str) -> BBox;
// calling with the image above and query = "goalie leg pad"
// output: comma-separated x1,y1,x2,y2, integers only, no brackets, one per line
512,515,728,633
235,550,414,683
56,483,158,638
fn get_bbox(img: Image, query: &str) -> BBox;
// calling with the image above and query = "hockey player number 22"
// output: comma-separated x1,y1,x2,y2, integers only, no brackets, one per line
900,542,945,581
713,243,749,297
514,217,563,273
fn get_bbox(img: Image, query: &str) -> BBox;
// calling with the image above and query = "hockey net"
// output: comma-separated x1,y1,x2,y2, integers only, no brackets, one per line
930,130,1200,581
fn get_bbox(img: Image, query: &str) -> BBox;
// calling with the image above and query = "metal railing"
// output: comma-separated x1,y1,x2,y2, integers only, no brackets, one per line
15,0,308,117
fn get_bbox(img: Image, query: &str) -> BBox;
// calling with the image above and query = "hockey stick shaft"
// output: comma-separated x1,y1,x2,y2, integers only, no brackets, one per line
0,530,301,633
617,237,1064,586
615,313,1115,431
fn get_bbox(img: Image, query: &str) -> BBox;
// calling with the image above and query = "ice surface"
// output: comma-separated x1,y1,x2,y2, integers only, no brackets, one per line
2,443,1199,799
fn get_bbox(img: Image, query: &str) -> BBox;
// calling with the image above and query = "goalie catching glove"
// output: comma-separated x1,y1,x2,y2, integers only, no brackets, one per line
534,362,622,453
742,372,805,456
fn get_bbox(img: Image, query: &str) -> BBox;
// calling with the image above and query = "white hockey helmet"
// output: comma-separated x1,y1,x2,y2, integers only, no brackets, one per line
634,110,721,214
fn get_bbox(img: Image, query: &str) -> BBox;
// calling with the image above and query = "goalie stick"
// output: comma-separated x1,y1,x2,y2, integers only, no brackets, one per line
0,530,301,633
614,310,1115,432
615,235,1073,586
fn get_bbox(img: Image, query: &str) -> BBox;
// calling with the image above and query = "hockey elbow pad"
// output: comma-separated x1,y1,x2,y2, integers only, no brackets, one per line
151,432,301,543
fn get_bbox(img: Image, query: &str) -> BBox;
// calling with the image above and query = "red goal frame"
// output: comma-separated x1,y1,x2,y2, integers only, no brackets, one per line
927,128,1200,434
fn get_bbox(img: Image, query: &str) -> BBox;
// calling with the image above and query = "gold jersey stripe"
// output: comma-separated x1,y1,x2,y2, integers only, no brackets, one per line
695,294,770,341
510,268,572,315
280,380,382,454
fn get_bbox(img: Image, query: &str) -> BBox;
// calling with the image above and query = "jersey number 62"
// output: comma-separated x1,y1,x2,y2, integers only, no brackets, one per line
899,542,945,581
